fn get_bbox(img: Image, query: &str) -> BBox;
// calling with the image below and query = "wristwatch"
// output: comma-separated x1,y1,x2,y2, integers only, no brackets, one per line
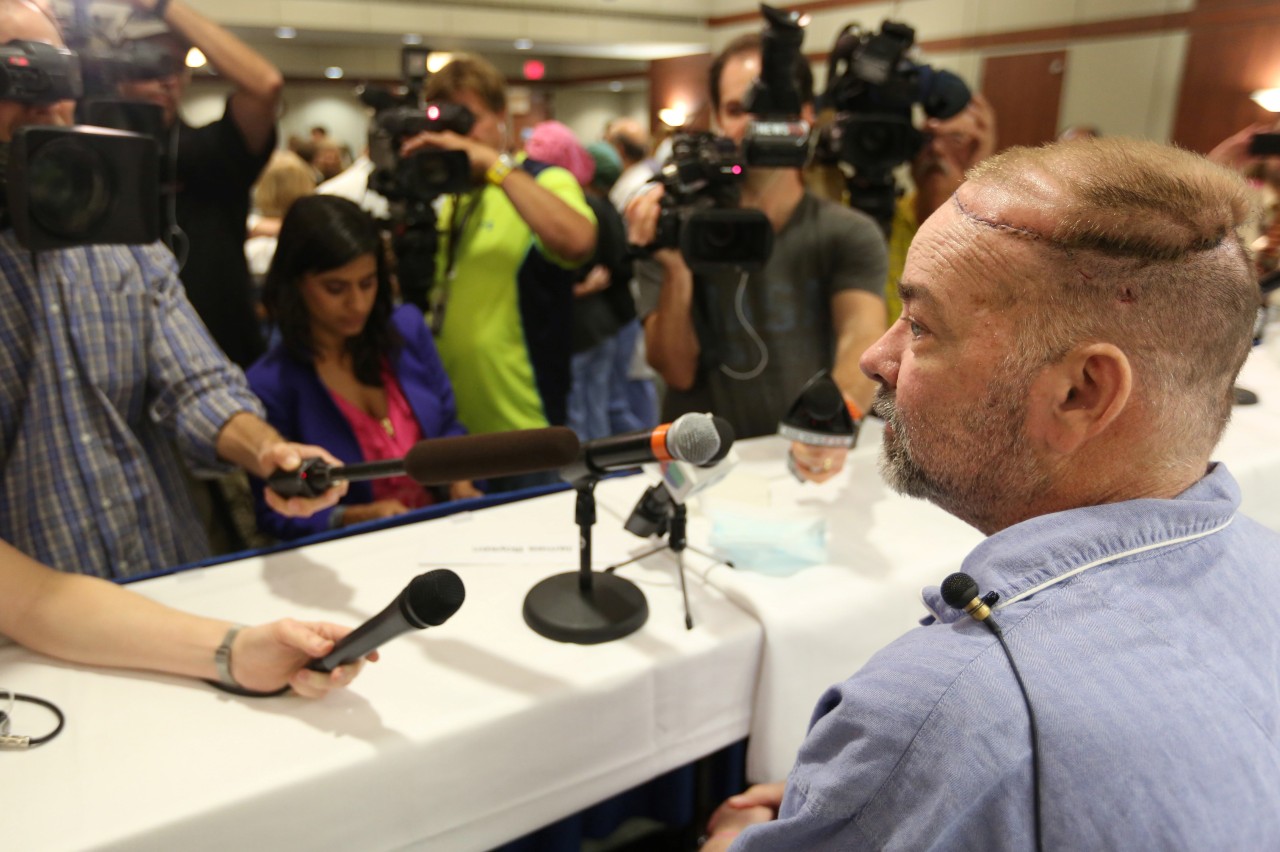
214,624,246,689
486,153,516,187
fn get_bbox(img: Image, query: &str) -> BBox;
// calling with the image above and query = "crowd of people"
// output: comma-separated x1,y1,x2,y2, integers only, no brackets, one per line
1,0,1278,845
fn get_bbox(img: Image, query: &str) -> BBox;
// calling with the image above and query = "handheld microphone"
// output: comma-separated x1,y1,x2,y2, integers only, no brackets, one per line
307,569,465,672
940,571,1043,852
560,413,722,483
267,427,581,498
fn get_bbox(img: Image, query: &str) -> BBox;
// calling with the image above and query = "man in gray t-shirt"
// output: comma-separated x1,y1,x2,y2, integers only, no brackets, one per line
634,192,885,440
628,36,887,479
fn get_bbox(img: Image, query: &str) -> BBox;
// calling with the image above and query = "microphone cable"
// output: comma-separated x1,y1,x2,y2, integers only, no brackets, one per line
719,270,770,381
0,690,66,750
941,573,1043,852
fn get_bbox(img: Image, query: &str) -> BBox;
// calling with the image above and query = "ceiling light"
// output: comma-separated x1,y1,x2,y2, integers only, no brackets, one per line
658,106,687,128
274,26,297,39
402,33,424,46
427,52,453,74
609,81,623,92
1251,89,1280,112
185,47,206,69
514,38,534,50
324,66,344,80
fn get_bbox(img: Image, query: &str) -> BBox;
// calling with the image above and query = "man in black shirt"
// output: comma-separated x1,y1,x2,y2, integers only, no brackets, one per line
119,0,282,368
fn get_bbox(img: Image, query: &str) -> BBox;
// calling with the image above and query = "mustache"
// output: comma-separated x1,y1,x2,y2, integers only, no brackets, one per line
873,387,898,428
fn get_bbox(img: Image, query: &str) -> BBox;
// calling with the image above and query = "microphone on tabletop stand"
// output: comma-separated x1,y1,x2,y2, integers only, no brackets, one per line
609,417,739,629
777,369,862,482
523,414,727,644
265,427,581,498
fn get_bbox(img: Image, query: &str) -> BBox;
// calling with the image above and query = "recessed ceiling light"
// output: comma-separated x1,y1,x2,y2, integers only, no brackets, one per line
324,66,344,80
514,38,533,50
608,81,623,92
402,33,424,46
274,26,297,39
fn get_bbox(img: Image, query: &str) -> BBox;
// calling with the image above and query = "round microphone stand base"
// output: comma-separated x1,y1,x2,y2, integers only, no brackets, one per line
523,571,648,644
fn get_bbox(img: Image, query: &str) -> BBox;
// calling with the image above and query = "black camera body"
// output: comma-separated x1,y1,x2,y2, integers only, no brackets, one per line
815,20,971,231
368,102,476,202
0,40,81,102
0,39,160,250
652,132,773,272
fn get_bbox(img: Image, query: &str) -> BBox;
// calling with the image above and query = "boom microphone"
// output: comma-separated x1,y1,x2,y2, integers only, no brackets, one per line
307,569,466,672
267,427,581,497
560,413,723,483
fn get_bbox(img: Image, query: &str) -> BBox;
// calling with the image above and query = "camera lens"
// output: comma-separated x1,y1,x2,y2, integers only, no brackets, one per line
27,138,111,238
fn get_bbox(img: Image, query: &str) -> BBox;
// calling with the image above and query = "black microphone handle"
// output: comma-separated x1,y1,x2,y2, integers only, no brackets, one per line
307,594,416,673
330,458,407,483
266,457,409,498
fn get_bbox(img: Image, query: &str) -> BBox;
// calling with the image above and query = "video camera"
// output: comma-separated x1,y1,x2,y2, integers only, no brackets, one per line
739,4,811,169
814,20,971,232
0,39,159,250
650,132,773,272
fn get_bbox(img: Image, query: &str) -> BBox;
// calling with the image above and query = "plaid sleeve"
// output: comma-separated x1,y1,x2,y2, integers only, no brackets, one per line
135,243,266,472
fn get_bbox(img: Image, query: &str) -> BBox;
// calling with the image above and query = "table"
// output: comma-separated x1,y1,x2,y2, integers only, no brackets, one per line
3,487,762,851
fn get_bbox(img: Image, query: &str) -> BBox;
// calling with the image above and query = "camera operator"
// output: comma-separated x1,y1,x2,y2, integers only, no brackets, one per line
399,53,596,489
116,0,283,370
627,34,887,483
0,0,343,580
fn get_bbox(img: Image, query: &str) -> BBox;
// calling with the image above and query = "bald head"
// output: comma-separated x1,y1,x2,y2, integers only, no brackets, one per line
605,117,647,165
956,138,1258,459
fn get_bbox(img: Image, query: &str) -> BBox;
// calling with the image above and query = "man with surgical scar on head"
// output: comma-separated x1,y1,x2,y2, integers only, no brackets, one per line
697,138,1280,851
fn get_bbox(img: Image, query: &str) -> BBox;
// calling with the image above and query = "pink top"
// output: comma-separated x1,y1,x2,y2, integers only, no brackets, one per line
328,363,434,509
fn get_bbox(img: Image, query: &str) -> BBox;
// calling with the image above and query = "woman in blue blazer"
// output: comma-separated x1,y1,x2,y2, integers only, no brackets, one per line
247,196,479,540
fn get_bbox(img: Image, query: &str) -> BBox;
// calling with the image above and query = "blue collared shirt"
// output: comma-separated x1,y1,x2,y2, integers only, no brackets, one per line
735,464,1280,850
0,233,264,579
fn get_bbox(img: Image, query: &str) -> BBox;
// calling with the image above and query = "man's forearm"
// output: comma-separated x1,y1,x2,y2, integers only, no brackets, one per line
499,170,597,263
215,411,285,479
645,260,700,391
155,0,282,152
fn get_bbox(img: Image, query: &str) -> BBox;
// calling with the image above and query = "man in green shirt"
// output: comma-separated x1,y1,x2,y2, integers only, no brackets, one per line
402,55,596,465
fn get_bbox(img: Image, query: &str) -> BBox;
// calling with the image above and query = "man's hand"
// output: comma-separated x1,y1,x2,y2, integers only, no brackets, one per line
625,184,687,275
401,130,499,180
1208,121,1275,172
231,619,376,697
574,265,612,298
789,443,848,484
702,782,786,850
258,442,349,516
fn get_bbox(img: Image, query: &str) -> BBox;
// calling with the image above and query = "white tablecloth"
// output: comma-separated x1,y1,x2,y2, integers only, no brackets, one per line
4,489,763,851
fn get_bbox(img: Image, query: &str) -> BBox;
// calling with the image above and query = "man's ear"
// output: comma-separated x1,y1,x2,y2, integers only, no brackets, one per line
1029,343,1132,455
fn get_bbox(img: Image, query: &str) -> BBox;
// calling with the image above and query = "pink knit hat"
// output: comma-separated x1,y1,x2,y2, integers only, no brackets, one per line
525,121,596,188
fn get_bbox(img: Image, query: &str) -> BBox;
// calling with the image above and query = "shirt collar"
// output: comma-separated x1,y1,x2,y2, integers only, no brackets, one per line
921,463,1241,623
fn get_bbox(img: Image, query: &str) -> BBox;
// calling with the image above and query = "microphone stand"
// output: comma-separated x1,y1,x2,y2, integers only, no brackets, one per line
522,477,649,644
607,487,735,630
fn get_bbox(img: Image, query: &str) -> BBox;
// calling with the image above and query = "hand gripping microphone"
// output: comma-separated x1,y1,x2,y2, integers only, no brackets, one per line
559,412,723,483
941,572,1044,852
267,427,581,498
307,569,466,672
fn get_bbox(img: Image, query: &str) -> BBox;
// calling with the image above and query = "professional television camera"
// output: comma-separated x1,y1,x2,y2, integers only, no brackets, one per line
739,3,811,169
363,47,478,311
814,20,971,233
0,38,159,250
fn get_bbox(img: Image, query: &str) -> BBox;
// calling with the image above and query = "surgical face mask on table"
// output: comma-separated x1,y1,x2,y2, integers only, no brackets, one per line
708,507,827,576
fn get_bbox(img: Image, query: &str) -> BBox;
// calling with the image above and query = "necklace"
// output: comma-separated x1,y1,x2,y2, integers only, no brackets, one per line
380,417,395,437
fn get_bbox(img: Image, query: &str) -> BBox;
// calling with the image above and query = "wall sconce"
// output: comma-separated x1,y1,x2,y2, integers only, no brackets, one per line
1251,89,1280,112
658,106,688,128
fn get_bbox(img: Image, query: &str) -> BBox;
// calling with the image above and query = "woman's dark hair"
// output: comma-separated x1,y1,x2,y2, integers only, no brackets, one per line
263,195,400,386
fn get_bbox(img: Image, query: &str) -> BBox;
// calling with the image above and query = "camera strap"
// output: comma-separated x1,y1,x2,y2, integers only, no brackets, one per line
432,187,483,335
